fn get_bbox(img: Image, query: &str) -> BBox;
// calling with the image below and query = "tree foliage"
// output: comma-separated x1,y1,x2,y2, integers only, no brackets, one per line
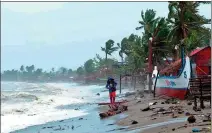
84,59,95,73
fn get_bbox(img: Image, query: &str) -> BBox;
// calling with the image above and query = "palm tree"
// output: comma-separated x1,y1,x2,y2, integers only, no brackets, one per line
101,39,118,61
136,9,157,35
117,38,128,64
59,67,67,76
129,35,145,71
136,9,172,92
51,67,55,73
167,1,211,58
136,9,157,72
68,69,73,76
136,9,171,70
20,65,24,72
101,39,119,71
94,54,104,70
35,68,43,79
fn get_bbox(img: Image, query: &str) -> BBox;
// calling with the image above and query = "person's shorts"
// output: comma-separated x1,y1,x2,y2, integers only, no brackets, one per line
109,91,116,97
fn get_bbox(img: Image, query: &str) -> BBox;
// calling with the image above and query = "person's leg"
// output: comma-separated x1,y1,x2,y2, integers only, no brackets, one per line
113,96,115,103
110,97,113,104
112,91,116,104
109,92,113,104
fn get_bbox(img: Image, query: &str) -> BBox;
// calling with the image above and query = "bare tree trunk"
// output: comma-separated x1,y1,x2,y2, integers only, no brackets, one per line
148,40,153,93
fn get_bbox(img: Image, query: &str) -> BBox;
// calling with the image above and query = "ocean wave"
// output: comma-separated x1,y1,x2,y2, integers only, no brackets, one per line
1,82,106,133
1,92,39,102
2,108,29,115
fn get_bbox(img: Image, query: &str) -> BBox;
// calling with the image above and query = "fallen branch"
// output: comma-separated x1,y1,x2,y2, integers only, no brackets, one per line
196,123,211,126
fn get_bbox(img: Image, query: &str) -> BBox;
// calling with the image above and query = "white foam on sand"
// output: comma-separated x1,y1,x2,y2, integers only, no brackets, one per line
1,109,87,133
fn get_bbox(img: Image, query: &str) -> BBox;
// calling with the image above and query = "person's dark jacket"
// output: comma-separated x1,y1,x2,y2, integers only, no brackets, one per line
106,78,117,93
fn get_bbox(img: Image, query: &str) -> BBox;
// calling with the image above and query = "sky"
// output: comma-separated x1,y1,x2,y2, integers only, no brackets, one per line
1,2,211,72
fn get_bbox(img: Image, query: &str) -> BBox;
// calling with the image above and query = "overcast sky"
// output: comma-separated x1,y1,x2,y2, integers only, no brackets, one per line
1,2,211,71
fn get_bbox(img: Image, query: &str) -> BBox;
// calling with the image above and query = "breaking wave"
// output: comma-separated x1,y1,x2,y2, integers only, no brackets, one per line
1,81,106,133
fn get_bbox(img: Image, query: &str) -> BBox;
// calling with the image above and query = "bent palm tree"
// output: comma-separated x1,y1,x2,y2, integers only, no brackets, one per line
117,37,129,64
136,9,171,67
101,39,118,62
101,39,119,74
167,1,211,65
167,1,211,49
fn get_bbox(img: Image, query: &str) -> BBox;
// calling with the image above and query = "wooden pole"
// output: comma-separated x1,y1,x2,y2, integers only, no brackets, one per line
153,71,159,97
120,74,122,94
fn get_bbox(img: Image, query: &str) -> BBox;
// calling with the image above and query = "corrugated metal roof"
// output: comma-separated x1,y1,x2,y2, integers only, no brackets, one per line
189,46,210,57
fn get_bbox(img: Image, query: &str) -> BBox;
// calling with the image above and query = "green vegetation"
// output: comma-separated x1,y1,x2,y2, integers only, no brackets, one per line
2,2,210,82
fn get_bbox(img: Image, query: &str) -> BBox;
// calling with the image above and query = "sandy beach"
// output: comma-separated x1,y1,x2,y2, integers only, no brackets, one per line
114,92,211,133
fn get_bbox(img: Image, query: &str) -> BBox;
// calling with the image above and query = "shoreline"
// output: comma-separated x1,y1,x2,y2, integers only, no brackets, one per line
4,83,134,133
9,97,131,133
3,81,211,133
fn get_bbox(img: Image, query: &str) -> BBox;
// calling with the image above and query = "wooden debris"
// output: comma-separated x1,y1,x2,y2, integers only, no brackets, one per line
178,110,184,114
158,108,166,112
162,111,173,115
196,123,211,126
141,106,150,111
136,100,141,103
99,105,128,119
152,102,157,105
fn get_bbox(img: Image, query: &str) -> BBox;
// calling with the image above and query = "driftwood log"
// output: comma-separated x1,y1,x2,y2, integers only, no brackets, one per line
99,104,128,119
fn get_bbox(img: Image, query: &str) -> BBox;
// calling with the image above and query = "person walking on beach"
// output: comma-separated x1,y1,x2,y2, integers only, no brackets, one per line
106,77,117,104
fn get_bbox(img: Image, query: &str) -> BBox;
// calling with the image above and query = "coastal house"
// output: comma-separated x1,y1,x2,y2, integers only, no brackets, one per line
157,46,211,77
189,46,211,77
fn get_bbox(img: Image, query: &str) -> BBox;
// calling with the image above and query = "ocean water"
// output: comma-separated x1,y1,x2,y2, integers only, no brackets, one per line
1,82,103,133
1,82,129,133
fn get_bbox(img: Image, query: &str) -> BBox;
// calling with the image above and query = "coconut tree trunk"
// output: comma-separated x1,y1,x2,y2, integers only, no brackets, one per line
148,40,153,93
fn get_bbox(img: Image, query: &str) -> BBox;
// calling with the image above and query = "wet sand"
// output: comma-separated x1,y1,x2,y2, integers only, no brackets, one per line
11,104,128,133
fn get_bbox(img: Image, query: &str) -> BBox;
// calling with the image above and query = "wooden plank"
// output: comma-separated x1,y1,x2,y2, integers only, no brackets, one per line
97,100,128,105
